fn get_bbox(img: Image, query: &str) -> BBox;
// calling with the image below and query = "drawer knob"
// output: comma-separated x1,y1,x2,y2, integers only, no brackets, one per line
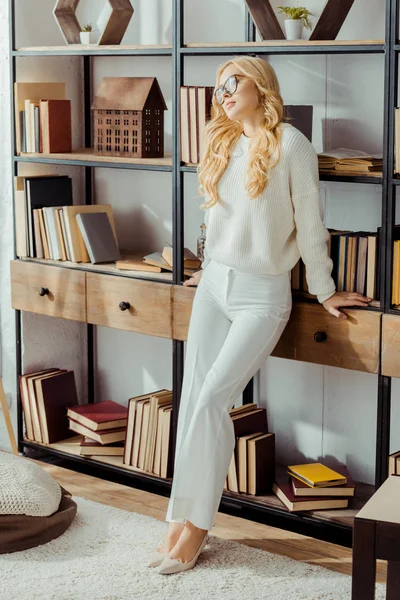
38,287,49,297
119,301,131,311
314,331,327,343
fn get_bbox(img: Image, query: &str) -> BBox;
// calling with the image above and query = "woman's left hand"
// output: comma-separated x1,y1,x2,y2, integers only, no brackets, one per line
322,292,372,320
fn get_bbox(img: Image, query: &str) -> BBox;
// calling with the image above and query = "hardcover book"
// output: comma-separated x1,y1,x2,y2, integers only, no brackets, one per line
273,467,349,512
67,400,128,431
287,462,347,488
76,212,121,264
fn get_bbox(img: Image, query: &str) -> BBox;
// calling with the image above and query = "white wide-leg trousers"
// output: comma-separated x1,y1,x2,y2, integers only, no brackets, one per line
165,259,292,531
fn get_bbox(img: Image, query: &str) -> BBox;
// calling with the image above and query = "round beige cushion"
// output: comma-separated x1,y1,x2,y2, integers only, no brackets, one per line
0,452,62,516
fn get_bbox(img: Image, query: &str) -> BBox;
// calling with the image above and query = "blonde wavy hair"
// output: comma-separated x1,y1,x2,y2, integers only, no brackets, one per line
198,56,284,209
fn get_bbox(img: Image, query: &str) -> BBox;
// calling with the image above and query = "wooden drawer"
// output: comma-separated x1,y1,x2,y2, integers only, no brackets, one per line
272,302,381,373
172,285,196,340
10,260,86,322
382,314,400,377
86,272,172,338
172,289,381,372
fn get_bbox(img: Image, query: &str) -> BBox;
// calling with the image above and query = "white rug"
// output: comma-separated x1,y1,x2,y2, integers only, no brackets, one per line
0,496,386,600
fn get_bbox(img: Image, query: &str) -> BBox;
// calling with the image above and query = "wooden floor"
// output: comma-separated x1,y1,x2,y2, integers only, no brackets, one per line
31,457,387,584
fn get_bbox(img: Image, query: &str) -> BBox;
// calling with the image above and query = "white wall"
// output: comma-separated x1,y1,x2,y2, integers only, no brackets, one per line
0,0,396,486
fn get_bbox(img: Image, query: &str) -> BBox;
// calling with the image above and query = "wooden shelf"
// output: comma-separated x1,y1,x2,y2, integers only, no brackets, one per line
22,436,372,530
182,163,382,184
222,481,375,529
182,40,385,55
22,436,172,481
15,149,172,171
14,44,172,56
19,257,174,283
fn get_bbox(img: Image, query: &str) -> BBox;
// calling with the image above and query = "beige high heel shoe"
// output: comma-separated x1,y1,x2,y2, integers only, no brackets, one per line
156,532,209,575
146,547,168,568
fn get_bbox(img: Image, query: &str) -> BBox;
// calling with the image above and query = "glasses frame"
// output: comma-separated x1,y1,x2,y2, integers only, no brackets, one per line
214,74,247,105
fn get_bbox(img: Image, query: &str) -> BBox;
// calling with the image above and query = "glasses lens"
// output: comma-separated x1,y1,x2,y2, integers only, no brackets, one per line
226,76,237,94
215,87,223,104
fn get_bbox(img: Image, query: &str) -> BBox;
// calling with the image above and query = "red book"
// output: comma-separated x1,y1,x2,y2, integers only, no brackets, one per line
40,99,72,153
272,467,349,512
79,436,125,456
67,400,128,431
68,417,126,445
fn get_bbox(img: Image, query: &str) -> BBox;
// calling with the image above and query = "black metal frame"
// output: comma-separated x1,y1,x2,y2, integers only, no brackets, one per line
8,0,398,548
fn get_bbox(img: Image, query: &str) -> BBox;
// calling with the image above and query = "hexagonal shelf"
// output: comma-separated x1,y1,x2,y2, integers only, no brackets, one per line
53,0,134,45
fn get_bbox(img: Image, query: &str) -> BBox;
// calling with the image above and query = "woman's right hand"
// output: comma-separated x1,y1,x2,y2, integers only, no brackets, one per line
183,269,203,287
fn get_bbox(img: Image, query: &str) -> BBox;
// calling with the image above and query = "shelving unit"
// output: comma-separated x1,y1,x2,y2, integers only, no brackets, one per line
8,0,400,548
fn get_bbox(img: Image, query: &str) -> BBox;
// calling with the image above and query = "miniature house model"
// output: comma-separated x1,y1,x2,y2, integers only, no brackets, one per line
92,77,167,159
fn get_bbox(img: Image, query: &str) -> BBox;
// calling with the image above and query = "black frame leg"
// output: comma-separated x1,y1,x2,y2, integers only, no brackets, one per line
386,561,400,600
352,518,377,600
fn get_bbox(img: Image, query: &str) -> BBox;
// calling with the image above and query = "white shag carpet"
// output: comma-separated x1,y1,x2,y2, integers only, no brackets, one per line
0,496,386,600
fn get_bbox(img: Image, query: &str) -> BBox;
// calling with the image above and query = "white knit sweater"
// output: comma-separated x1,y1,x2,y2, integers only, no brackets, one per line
201,123,337,304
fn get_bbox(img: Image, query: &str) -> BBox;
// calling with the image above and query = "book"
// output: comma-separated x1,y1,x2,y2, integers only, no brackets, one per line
62,204,118,263
27,369,67,442
287,462,347,487
19,368,61,440
231,407,269,438
138,401,151,470
116,253,162,272
34,370,79,444
237,432,264,493
68,418,127,444
123,392,159,466
283,105,313,142
273,467,349,512
76,212,121,264
80,436,125,456
229,402,258,416
39,99,72,154
227,449,239,492
161,245,201,270
291,464,355,497
247,432,275,495
144,390,173,472
160,406,173,478
153,404,172,475
131,398,151,468
14,82,66,154
389,450,400,476
180,86,214,164
24,175,73,257
67,400,128,431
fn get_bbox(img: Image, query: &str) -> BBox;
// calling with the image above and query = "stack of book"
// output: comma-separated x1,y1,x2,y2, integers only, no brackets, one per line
15,174,119,264
14,82,72,154
123,389,173,477
67,400,128,456
180,86,214,164
20,368,79,444
223,403,275,495
291,228,379,300
116,245,201,277
273,462,355,512
318,148,382,176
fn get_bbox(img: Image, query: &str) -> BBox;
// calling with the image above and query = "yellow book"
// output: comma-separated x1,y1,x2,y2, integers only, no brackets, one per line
287,463,347,488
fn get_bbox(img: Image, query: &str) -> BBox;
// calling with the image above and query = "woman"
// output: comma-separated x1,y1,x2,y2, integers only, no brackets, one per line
148,56,371,574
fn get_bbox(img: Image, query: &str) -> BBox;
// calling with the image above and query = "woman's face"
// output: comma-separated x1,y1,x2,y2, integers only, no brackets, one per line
217,64,262,122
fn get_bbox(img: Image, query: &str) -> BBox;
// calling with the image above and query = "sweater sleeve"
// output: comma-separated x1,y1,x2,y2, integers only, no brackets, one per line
288,132,336,304
201,208,211,270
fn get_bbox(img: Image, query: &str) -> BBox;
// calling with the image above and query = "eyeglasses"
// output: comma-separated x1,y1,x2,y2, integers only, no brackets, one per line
214,74,246,105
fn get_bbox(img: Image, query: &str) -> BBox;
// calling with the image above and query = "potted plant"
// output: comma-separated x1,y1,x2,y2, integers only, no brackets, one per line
276,5,313,40
80,24,94,45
